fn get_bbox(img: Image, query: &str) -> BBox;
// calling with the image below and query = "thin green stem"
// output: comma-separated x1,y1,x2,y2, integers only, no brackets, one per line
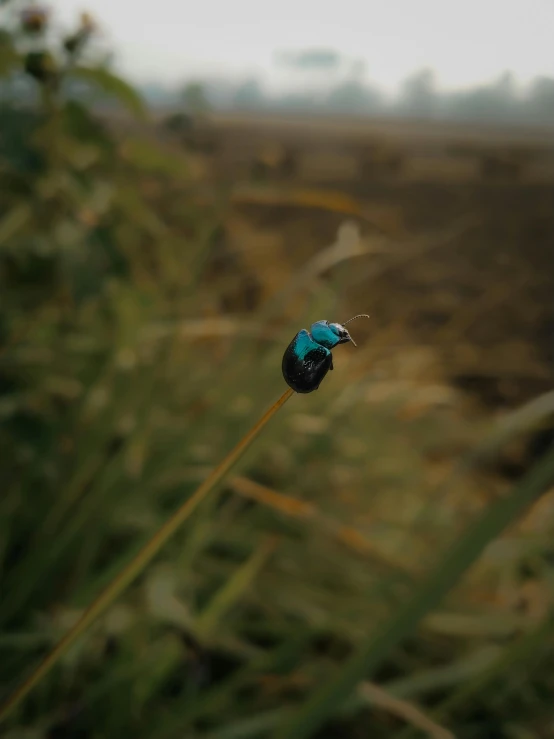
0,387,294,724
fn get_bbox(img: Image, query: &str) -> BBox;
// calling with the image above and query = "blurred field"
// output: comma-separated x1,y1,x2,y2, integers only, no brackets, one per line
152,108,554,405
157,109,554,182
2,22,554,738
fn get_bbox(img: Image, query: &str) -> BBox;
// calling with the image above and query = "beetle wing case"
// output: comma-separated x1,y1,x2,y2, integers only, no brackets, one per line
282,339,332,393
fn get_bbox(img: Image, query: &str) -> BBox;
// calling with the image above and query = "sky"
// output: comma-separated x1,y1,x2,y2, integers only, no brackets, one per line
53,0,554,93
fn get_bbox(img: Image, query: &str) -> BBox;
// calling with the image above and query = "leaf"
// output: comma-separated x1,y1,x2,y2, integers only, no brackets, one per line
0,33,19,76
68,65,146,117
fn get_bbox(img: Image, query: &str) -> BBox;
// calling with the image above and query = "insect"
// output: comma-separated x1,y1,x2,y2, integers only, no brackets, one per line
282,315,369,393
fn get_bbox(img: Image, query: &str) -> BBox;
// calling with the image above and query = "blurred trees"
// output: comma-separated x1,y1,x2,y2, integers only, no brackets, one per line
442,71,520,123
528,75,554,120
144,53,554,125
397,68,437,117
182,80,209,115
232,77,265,109
324,80,383,113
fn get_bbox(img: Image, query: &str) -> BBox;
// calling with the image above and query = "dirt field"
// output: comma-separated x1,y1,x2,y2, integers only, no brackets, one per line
186,110,554,184
150,110,554,414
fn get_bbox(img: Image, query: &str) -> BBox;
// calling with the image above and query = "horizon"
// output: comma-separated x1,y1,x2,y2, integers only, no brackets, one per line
52,0,554,95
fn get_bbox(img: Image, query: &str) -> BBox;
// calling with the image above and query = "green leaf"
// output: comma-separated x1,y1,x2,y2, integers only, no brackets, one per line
68,65,146,117
0,33,19,76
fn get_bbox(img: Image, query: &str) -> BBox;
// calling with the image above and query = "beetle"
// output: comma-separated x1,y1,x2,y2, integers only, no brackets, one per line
282,315,369,393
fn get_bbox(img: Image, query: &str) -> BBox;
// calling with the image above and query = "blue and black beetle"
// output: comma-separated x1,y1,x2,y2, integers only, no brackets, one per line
282,315,369,393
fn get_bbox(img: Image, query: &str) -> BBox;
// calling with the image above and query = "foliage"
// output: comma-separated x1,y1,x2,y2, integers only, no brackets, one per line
183,81,210,116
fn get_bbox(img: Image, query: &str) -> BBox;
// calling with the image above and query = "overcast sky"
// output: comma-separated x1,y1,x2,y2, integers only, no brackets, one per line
53,0,554,92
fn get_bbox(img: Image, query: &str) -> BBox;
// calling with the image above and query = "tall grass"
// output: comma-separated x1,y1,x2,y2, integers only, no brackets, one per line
0,389,293,722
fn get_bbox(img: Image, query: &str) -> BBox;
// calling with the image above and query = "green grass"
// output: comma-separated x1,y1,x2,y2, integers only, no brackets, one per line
0,388,293,722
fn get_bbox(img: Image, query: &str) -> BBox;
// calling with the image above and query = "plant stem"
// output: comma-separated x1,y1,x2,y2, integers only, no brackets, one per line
0,387,294,723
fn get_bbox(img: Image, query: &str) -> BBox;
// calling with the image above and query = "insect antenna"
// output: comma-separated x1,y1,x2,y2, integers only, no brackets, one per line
342,314,369,347
342,314,370,325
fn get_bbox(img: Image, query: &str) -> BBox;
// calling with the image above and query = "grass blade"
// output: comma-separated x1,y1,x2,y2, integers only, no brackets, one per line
274,445,554,739
0,388,294,723
358,682,455,739
195,536,278,641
